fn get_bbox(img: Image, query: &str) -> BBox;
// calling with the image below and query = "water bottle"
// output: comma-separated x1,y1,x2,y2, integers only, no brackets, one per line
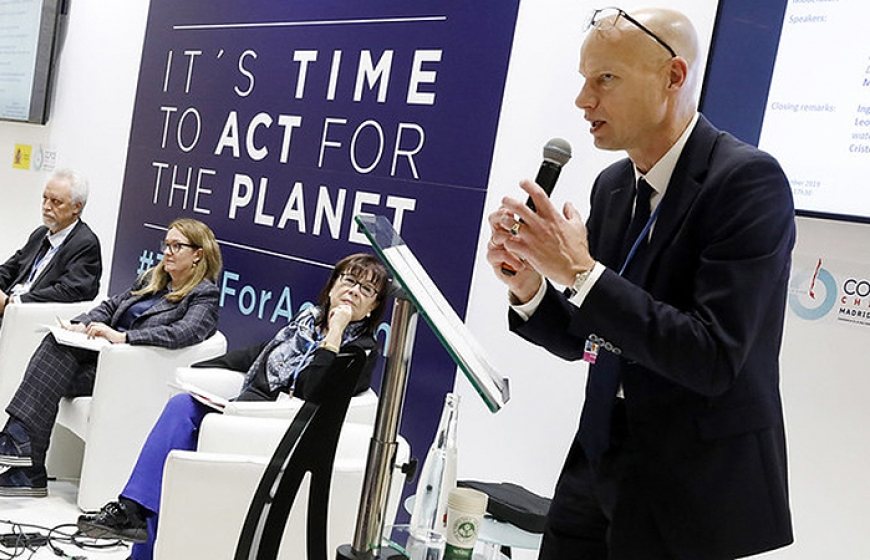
409,392,459,538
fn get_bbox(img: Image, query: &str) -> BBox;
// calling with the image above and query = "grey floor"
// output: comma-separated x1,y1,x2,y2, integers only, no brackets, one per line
0,478,131,559
0,480,533,560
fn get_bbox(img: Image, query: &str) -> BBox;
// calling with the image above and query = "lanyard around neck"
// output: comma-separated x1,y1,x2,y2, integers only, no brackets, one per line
617,203,663,276
27,242,58,283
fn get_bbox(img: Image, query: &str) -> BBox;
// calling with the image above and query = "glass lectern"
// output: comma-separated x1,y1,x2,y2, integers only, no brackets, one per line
361,214,510,410
236,214,510,560
337,214,510,560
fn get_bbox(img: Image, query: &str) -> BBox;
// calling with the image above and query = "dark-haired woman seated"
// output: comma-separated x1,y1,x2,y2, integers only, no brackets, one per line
77,253,390,560
0,218,222,497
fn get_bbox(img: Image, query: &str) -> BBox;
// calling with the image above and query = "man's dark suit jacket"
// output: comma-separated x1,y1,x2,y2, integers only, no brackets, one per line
512,116,795,558
0,221,102,304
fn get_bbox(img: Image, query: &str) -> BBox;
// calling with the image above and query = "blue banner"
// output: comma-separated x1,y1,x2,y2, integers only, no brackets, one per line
110,0,520,519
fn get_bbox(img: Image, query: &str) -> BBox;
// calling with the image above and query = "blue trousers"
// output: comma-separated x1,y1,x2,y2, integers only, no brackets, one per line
122,394,211,560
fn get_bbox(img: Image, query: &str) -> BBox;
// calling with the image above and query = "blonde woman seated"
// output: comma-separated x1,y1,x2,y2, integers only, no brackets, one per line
77,253,389,560
0,218,222,497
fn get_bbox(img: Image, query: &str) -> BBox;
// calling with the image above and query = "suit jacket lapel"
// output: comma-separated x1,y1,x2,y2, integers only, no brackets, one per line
134,281,205,322
112,292,143,323
593,163,636,270
112,286,174,326
11,230,48,287
135,290,178,321
49,221,83,259
23,237,46,279
631,116,719,282
24,221,85,287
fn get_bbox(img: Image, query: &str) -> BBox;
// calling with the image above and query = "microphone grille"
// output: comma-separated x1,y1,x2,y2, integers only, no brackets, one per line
543,138,572,167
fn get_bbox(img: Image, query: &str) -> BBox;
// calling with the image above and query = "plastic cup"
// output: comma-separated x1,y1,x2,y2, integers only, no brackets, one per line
443,488,488,560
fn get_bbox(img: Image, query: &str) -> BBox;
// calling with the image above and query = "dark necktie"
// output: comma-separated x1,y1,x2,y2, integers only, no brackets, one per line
619,177,653,268
578,350,622,462
579,178,654,462
36,236,52,260
25,237,53,284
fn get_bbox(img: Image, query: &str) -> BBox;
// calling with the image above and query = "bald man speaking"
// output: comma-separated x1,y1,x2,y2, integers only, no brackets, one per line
487,7,794,559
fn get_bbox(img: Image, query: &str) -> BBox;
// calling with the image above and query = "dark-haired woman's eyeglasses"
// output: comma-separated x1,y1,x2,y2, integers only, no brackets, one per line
339,274,378,298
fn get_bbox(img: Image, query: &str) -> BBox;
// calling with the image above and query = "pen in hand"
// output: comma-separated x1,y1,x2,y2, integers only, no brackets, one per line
56,316,72,330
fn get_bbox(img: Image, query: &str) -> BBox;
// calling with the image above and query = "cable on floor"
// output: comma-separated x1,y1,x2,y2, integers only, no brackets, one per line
0,519,129,559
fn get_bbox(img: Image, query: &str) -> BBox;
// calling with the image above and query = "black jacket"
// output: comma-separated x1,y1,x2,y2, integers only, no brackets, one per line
194,335,377,403
0,221,102,304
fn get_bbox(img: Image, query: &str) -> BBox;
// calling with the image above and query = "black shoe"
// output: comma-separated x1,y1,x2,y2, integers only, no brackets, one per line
0,431,32,467
0,465,47,497
77,501,148,543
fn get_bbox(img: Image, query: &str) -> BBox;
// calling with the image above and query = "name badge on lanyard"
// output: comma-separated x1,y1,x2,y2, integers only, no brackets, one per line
583,338,600,364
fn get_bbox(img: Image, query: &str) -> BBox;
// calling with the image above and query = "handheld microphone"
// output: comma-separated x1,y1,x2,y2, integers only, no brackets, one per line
527,137,572,210
501,138,572,276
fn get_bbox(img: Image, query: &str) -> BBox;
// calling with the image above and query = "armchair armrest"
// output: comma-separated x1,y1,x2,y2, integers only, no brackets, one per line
156,450,268,560
156,423,411,560
86,333,228,441
174,366,244,401
0,300,95,426
69,331,227,510
223,398,304,418
197,414,293,456
222,388,378,425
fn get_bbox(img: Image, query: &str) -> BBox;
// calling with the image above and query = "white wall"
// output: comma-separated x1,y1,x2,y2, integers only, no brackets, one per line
0,0,150,287
774,218,870,558
1,1,868,558
0,121,51,258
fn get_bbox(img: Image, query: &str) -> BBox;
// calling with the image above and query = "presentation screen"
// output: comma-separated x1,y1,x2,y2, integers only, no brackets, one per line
701,0,869,224
0,0,65,124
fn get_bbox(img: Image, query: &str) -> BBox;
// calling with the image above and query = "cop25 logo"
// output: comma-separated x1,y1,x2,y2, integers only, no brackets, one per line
788,258,837,320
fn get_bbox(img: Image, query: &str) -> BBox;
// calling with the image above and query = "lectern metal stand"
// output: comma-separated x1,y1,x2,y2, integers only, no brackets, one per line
337,294,417,560
338,215,511,560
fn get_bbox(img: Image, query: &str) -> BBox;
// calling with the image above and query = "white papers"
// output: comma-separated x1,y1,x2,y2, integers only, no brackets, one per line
47,326,112,352
169,380,228,412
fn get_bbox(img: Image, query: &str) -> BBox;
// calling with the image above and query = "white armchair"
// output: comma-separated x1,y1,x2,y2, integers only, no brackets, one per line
154,418,411,560
173,365,379,426
0,300,96,427
54,331,227,511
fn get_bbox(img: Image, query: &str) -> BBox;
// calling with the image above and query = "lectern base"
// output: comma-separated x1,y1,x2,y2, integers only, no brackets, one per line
336,544,409,560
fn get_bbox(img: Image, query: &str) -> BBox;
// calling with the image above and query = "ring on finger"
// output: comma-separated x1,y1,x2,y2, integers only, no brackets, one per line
509,221,522,236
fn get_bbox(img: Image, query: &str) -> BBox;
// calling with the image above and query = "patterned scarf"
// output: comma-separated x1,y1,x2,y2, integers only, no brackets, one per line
241,305,368,393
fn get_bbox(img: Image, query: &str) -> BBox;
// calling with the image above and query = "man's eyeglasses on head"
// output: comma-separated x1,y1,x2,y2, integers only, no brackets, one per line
338,273,379,298
587,7,678,58
161,241,198,255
